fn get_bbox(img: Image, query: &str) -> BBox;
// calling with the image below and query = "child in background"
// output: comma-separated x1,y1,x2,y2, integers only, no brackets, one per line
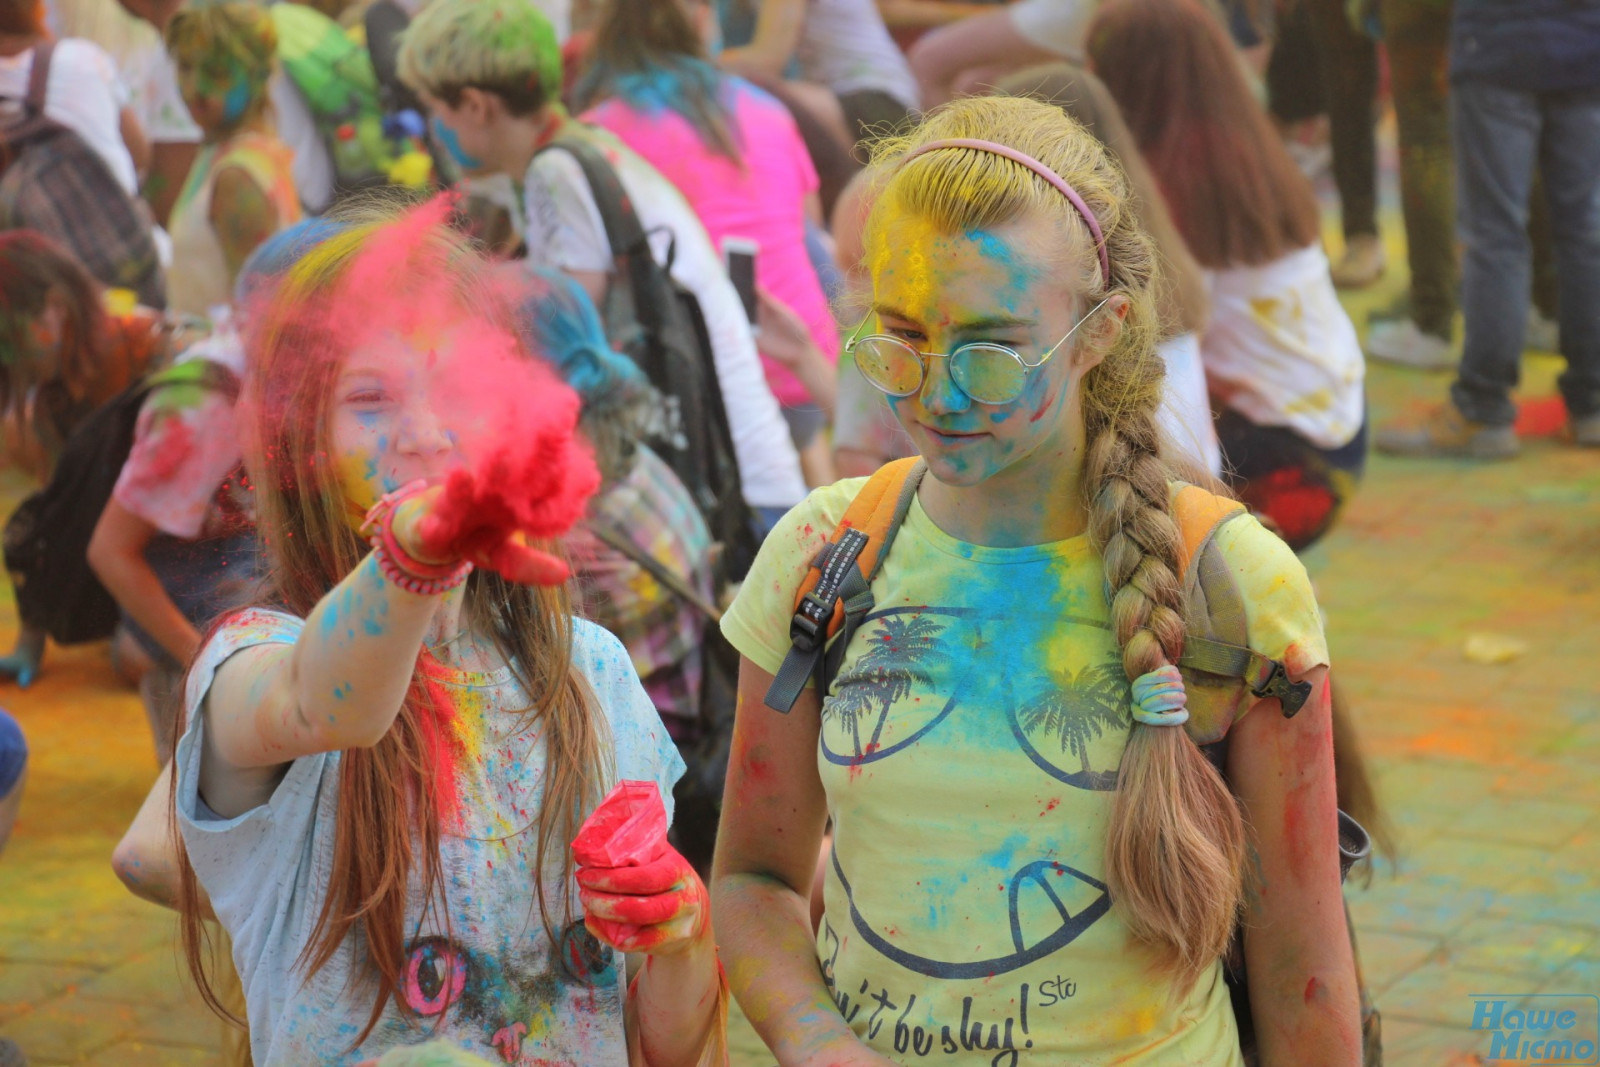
576,0,840,485
396,0,805,530
166,199,724,1066
164,0,300,319
1089,0,1367,550
712,95,1361,1065
87,318,255,760
0,231,167,687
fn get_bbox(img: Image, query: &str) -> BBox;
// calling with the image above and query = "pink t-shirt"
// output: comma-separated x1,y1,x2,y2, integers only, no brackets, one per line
584,78,839,409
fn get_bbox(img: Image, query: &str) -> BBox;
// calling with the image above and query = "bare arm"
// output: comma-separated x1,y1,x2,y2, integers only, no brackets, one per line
88,499,203,665
710,658,894,1067
1228,666,1363,1067
197,498,445,819
120,106,152,176
208,165,279,290
756,287,837,419
718,0,808,80
111,761,216,918
876,0,996,30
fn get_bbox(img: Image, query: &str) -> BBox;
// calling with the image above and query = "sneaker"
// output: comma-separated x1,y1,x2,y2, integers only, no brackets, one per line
1526,308,1559,352
1331,234,1386,289
1572,412,1600,447
1375,404,1520,459
0,1037,25,1067
1365,318,1458,371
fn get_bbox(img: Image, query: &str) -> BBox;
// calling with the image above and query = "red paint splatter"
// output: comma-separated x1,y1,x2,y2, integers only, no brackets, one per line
1304,976,1320,1004
417,669,465,829
1028,388,1057,423
1240,467,1335,548
1040,797,1060,816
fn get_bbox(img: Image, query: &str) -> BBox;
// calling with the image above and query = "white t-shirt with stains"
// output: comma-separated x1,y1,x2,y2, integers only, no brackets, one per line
175,610,684,1066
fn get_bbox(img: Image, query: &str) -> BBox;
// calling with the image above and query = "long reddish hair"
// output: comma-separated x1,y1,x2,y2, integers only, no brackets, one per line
171,198,607,1046
1086,0,1321,269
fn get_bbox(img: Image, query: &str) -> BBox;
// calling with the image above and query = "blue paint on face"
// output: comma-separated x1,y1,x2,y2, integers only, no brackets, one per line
431,116,484,171
966,229,1039,311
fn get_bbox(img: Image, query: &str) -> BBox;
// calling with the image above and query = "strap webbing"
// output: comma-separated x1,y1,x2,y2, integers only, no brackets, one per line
765,529,869,713
1179,634,1313,715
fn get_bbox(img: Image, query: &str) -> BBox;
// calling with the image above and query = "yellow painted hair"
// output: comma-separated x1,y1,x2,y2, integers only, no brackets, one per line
862,95,1247,990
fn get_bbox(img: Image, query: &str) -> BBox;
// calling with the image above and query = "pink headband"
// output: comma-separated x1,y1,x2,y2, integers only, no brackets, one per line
903,137,1110,289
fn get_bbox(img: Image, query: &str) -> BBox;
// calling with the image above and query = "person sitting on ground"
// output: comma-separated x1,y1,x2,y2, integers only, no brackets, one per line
1089,0,1366,551
163,0,301,319
397,0,806,531
0,231,167,687
576,0,841,486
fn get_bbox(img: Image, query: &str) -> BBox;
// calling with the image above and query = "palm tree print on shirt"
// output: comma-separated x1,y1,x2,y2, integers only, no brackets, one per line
1017,660,1129,776
824,611,951,760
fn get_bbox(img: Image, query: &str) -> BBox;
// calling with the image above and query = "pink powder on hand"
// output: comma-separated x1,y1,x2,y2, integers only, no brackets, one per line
572,780,669,869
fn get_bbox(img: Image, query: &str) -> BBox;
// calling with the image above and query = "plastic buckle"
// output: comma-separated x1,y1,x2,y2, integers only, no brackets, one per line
1254,660,1312,717
789,594,832,653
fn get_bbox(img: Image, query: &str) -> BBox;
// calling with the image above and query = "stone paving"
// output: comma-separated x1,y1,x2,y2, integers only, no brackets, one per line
2,248,1598,1066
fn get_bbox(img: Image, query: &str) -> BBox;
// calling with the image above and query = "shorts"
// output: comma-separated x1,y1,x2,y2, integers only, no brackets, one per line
0,709,26,798
780,402,829,450
1007,0,1096,60
1216,406,1368,552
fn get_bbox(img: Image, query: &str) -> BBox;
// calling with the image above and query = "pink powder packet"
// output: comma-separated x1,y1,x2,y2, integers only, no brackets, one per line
572,780,669,868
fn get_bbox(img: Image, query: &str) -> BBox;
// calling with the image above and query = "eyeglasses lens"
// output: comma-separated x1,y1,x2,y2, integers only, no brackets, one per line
949,344,1028,405
854,338,925,396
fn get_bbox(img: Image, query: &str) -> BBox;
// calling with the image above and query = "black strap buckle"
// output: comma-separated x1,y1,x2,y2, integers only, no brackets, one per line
789,592,832,653
1252,660,1313,717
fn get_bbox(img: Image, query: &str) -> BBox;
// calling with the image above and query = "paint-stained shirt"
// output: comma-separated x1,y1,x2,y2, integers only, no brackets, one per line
1201,243,1365,451
721,478,1329,1066
174,610,685,1067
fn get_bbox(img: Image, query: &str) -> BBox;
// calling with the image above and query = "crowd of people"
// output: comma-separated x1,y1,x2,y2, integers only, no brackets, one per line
0,0,1595,1064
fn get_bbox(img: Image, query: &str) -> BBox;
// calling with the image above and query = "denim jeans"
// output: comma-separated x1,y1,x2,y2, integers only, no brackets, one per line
1451,79,1600,426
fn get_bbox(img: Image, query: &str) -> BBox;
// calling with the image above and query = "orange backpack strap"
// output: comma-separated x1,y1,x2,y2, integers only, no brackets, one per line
1171,484,1314,729
764,457,926,713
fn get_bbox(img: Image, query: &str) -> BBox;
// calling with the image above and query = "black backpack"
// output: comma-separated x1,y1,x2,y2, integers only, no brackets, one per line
533,134,761,584
0,42,167,309
3,361,239,645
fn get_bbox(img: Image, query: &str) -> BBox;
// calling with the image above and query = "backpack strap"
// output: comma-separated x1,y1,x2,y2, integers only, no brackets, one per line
586,517,723,624
765,458,926,713
1172,484,1314,720
25,41,53,115
535,133,660,308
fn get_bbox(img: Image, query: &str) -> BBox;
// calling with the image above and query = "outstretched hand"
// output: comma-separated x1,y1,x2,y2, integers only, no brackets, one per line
390,427,599,587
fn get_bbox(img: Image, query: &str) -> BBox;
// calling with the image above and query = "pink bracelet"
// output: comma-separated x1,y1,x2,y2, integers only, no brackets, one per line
360,480,473,595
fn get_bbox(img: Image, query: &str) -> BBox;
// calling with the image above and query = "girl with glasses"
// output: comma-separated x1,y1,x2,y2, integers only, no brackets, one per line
711,95,1361,1065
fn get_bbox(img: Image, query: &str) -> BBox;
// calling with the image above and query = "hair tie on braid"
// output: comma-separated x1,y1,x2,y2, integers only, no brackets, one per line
1130,665,1188,726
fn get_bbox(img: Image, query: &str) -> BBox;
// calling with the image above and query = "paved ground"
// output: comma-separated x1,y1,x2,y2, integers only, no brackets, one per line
2,234,1597,1064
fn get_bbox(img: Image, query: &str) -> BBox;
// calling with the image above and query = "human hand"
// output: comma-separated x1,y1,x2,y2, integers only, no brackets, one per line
388,422,600,587
576,844,711,956
756,287,822,371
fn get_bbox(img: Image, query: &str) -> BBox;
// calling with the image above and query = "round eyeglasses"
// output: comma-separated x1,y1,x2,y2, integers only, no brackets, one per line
846,298,1110,406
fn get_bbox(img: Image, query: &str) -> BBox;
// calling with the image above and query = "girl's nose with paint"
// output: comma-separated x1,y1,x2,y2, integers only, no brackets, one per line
394,399,457,461
920,351,973,416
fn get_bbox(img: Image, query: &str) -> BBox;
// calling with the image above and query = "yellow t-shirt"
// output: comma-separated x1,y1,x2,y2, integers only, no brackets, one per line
721,478,1329,1066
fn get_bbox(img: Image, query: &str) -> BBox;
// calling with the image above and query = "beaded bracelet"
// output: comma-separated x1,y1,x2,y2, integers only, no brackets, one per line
360,480,473,596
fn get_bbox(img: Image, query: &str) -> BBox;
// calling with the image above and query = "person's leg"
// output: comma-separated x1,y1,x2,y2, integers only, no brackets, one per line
1538,87,1600,433
1308,0,1382,285
1375,0,1456,339
1449,79,1542,428
908,9,1069,109
0,708,27,859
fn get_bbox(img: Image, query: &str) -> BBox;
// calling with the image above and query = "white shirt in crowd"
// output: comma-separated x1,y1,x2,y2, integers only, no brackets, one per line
797,0,920,111
44,0,201,146
0,36,139,195
1201,243,1366,450
523,125,808,511
268,71,335,215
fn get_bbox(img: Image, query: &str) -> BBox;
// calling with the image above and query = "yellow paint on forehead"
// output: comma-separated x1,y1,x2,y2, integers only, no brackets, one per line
867,207,995,329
